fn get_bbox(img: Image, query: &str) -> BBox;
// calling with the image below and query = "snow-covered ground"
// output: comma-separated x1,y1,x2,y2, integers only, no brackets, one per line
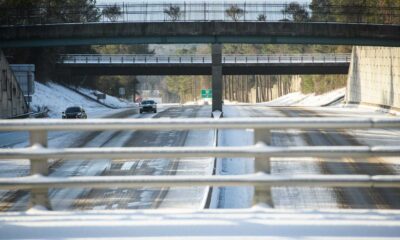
31,81,134,118
76,87,135,108
260,88,345,107
2,207,400,240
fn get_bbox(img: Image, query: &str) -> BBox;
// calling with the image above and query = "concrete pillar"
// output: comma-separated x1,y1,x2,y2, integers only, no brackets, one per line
253,129,274,207
211,44,223,117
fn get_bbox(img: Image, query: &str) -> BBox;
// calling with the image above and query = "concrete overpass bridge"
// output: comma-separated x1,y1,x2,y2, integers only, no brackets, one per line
1,22,399,48
57,53,350,76
0,2,399,47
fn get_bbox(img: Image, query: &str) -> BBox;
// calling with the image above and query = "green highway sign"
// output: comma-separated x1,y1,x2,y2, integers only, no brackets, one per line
201,89,212,98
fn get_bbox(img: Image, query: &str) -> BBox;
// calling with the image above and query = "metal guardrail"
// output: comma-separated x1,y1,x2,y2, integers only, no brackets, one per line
0,117,400,210
59,54,351,65
1,2,399,25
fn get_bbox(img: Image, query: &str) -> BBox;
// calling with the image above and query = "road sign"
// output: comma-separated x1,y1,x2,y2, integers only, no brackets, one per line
201,89,212,98
119,87,125,96
96,93,106,100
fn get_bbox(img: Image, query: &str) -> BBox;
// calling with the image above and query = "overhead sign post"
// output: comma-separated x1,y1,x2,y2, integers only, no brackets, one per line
201,89,212,98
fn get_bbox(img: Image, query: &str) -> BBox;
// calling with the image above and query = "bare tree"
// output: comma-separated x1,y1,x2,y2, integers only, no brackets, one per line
102,4,121,22
225,5,244,21
282,2,309,22
257,14,267,21
164,5,181,21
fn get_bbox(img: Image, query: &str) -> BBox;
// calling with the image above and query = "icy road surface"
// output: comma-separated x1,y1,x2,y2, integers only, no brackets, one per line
216,105,400,209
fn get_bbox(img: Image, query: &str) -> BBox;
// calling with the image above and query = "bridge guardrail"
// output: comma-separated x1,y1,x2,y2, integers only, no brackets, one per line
59,54,351,65
0,117,400,210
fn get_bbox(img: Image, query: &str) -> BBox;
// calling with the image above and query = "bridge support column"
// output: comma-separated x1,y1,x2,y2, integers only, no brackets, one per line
253,129,274,207
211,44,223,117
29,130,51,210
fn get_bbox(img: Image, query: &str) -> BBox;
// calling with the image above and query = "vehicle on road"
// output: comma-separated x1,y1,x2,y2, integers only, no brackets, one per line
62,106,87,119
140,100,157,113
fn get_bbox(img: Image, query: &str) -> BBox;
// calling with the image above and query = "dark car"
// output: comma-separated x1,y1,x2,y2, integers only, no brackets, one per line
62,106,87,119
140,100,157,113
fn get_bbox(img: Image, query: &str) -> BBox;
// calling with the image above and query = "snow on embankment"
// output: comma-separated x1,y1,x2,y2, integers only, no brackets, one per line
76,87,134,108
31,81,132,118
261,88,345,107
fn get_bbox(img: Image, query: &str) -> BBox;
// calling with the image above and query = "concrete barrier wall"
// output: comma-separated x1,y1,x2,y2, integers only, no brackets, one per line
346,46,400,109
0,50,28,118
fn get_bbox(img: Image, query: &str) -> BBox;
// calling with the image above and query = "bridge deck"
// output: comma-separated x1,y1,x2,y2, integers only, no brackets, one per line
1,22,399,47
1,208,400,239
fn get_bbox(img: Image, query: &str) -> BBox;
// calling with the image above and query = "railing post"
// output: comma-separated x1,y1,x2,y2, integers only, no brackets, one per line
29,130,51,210
253,128,273,207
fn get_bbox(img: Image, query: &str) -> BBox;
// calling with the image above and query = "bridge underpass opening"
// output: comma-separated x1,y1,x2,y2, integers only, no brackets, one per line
56,52,351,116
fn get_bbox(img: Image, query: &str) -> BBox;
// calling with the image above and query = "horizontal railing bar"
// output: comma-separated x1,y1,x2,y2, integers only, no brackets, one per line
1,117,399,131
1,145,399,160
59,54,351,57
1,174,399,190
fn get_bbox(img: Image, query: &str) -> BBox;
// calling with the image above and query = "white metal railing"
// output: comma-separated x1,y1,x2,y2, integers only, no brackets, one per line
59,54,351,65
0,117,400,210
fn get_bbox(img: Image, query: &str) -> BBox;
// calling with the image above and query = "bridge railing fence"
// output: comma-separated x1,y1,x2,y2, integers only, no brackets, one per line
0,117,400,210
1,3,399,26
59,54,351,65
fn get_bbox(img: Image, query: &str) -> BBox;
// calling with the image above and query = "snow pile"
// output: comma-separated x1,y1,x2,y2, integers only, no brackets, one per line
262,88,345,107
2,208,400,239
31,81,131,118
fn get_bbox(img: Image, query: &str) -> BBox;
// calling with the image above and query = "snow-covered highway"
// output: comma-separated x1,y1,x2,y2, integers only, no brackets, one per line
1,104,400,211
